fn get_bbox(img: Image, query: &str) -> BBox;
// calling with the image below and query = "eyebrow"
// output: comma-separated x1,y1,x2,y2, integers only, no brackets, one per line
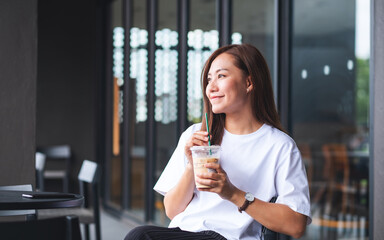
208,68,229,75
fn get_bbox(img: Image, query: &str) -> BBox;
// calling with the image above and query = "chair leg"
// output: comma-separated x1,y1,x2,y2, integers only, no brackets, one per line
63,178,69,193
84,224,90,240
26,214,37,221
342,189,347,214
96,220,101,240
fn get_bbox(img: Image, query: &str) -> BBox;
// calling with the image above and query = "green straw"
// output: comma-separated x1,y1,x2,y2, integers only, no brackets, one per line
205,113,211,146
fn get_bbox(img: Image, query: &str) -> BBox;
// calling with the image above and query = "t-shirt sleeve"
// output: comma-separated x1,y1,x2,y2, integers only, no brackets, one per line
153,127,191,196
275,142,312,224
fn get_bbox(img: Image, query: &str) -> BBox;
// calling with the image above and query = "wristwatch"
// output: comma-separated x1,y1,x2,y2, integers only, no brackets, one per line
238,192,255,213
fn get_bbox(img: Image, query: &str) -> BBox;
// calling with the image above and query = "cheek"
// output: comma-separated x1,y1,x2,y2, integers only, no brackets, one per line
205,85,209,97
222,82,239,96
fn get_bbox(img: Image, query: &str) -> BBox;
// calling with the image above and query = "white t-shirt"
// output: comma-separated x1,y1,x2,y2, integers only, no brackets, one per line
154,123,311,240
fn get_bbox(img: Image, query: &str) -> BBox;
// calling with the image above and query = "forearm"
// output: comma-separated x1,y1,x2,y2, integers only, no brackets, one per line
229,190,307,238
163,163,195,219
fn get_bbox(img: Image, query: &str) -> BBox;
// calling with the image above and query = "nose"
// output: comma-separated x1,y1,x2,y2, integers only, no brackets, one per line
206,79,218,95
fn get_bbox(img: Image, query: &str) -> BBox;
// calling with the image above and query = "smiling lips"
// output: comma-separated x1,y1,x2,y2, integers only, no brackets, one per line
210,95,223,101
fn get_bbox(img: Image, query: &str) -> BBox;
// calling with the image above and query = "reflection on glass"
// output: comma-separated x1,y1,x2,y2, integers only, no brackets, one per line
109,0,124,208
291,0,370,239
155,28,178,124
127,0,148,221
154,0,178,226
187,0,217,124
232,0,275,81
187,29,218,123
130,27,148,123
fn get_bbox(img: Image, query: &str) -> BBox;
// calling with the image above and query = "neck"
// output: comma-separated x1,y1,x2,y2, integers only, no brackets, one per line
225,111,263,135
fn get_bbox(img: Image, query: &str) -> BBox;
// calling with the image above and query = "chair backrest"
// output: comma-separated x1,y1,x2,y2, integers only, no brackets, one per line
78,159,99,207
35,152,46,171
77,160,101,239
322,143,350,182
78,160,98,184
77,159,100,215
36,145,72,192
298,143,313,187
0,184,35,218
0,184,32,191
0,215,81,240
35,152,46,191
37,145,71,159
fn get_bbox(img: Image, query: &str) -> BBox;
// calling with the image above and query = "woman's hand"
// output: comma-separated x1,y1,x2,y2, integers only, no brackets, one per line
184,131,210,164
197,164,307,238
163,130,211,220
195,163,239,201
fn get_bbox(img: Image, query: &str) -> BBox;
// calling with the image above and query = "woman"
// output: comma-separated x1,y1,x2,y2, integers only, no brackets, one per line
126,44,311,240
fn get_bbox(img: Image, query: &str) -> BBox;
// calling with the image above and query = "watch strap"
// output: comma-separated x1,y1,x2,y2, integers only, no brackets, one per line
238,192,254,213
238,200,251,213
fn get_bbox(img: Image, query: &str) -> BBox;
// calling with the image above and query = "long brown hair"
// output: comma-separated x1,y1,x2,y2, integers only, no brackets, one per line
201,44,284,145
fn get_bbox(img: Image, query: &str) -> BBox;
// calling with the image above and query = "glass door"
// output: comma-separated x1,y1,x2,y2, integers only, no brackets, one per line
290,0,370,239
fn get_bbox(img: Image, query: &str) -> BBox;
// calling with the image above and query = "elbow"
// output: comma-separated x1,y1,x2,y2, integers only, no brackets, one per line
165,209,174,220
291,229,305,239
290,221,307,239
163,198,174,220
163,197,180,220
164,205,186,220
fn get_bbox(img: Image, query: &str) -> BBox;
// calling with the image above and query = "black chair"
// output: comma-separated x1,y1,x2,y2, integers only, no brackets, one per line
0,184,36,220
37,145,71,192
261,197,291,240
0,215,81,240
35,152,46,191
38,160,101,240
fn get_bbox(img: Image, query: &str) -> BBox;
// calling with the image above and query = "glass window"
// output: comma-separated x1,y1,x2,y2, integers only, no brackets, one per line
109,0,124,209
232,0,275,81
291,0,370,239
128,0,148,221
153,0,178,226
187,0,217,124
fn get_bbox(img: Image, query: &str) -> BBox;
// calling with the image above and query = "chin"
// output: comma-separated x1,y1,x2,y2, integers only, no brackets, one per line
211,106,224,114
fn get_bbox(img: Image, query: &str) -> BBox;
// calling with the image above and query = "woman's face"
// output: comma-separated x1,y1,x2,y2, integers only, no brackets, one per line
206,53,251,115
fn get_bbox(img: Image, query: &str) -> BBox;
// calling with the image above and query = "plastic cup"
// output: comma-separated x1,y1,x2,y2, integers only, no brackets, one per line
190,145,221,188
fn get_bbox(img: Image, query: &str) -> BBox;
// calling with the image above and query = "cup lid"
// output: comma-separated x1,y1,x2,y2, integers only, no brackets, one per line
190,145,220,151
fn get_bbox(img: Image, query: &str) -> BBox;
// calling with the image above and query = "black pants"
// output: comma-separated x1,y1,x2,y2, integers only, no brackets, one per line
125,225,227,240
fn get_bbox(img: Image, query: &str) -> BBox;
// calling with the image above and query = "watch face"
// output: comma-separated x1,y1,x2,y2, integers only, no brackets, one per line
245,192,254,201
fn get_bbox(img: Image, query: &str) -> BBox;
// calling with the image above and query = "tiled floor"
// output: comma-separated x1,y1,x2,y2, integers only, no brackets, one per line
86,208,140,240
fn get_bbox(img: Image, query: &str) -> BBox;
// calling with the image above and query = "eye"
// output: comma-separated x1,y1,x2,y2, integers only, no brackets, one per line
207,77,212,83
218,74,225,78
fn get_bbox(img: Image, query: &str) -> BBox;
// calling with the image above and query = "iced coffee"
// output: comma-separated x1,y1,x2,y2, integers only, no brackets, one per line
190,145,221,188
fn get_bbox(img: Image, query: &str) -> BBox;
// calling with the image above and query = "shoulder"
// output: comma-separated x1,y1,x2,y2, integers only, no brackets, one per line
263,125,298,152
180,123,202,139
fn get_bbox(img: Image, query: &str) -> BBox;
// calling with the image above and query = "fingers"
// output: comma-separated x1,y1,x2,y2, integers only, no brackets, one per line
194,163,236,200
184,131,210,163
196,170,236,200
204,163,225,174
195,168,223,184
195,173,227,194
195,175,219,189
195,164,226,186
185,131,209,150
190,131,210,146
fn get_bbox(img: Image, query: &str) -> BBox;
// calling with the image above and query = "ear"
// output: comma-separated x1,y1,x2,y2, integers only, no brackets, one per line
246,76,253,93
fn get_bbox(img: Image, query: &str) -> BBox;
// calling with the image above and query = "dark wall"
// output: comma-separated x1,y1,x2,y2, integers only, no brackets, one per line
36,0,101,191
0,1,37,186
372,0,384,237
